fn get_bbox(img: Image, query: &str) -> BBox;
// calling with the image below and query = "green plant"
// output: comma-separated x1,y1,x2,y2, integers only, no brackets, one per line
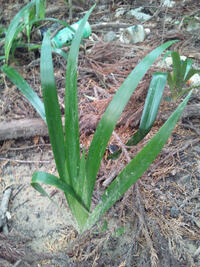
4,0,46,63
167,51,200,101
115,227,126,237
110,72,168,159
2,7,192,233
4,0,72,63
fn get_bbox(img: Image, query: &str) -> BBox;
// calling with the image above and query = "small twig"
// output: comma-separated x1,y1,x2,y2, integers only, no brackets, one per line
150,138,200,172
12,260,22,267
161,4,169,43
102,163,124,187
194,246,200,258
8,144,51,151
181,122,200,136
0,187,12,234
179,189,199,209
91,22,132,31
0,157,51,164
113,131,131,162
114,129,158,266
135,184,158,267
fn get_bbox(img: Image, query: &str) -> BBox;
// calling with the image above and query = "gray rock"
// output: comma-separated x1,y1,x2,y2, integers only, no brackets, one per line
163,0,176,8
104,31,117,42
170,206,179,218
115,7,126,18
120,25,146,44
126,7,152,21
186,22,200,32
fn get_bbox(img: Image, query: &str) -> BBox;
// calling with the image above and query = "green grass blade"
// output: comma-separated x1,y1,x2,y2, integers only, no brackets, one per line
167,72,174,90
85,40,177,210
76,148,86,200
83,91,192,231
185,69,200,84
31,171,89,212
171,51,182,88
24,7,35,45
36,0,46,19
1,64,46,122
140,72,168,130
127,72,167,146
182,58,193,81
64,5,95,186
40,33,68,182
5,0,35,63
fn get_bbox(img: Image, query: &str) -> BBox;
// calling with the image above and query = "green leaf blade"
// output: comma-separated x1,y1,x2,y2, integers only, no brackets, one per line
1,65,46,122
64,5,95,186
127,72,168,146
83,91,192,232
85,40,177,210
40,33,67,182
31,171,89,211
5,0,35,63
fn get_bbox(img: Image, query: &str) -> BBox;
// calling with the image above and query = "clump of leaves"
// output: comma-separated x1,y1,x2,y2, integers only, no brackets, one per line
2,7,192,233
4,0,74,63
167,51,200,101
4,0,46,63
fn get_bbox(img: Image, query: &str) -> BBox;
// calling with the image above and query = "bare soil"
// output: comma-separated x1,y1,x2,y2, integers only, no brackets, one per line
0,1,200,266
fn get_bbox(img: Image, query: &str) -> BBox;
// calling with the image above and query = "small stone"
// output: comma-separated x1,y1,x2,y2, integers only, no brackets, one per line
164,55,187,68
104,31,117,42
170,206,179,218
6,211,11,221
163,0,176,8
189,73,200,87
171,169,177,176
126,7,152,21
120,25,146,44
186,22,200,32
108,144,119,154
115,7,126,18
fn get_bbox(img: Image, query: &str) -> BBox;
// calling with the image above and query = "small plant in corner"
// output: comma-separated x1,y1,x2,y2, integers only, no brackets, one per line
166,51,200,101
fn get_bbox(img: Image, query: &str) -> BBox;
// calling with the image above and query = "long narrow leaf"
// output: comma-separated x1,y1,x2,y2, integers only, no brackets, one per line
85,40,177,210
127,72,167,146
183,58,193,81
185,69,200,84
65,5,95,186
83,91,192,232
171,52,182,89
1,65,46,122
40,33,90,229
5,0,35,63
40,33,68,182
36,0,46,19
31,171,89,212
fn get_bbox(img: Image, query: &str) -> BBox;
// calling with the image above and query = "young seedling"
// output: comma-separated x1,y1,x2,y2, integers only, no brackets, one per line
167,51,200,101
4,0,72,63
2,7,192,233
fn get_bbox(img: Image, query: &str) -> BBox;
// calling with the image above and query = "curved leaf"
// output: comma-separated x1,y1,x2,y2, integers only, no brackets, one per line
1,64,46,122
31,171,89,213
83,91,192,232
40,33,68,182
85,40,177,210
5,0,35,63
64,5,95,186
127,72,168,146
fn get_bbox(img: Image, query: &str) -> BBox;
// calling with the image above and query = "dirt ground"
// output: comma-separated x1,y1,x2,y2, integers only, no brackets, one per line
0,0,200,266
